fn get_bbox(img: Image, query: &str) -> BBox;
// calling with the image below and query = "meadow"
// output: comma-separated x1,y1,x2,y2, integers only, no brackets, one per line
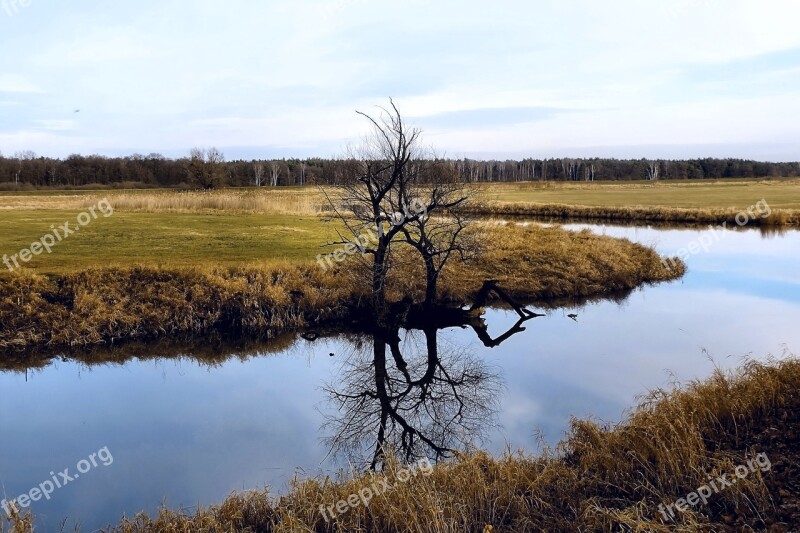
479,178,800,210
467,179,800,225
2,179,798,273
0,189,332,272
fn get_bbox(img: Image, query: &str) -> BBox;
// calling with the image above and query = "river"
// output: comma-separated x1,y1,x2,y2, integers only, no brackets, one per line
1,222,798,531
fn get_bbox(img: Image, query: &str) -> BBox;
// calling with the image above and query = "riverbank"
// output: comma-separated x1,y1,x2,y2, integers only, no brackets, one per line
5,355,796,531
464,201,800,226
0,223,683,352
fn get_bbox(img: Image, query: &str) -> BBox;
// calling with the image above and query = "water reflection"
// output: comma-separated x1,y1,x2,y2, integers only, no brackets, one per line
758,224,791,239
2,222,798,531
323,312,536,470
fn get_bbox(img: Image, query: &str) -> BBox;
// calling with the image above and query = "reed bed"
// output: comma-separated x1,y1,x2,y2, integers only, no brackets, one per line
0,193,91,211
5,355,796,532
464,202,800,226
93,189,329,215
0,189,329,215
483,178,800,192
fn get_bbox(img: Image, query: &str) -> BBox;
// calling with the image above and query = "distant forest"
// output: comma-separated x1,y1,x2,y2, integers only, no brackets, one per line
1,150,799,189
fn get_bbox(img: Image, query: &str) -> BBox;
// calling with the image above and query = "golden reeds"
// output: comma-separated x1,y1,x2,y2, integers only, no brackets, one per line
92,189,329,215
464,202,800,226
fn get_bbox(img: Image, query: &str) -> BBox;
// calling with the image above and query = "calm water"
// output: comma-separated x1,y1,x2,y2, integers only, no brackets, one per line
2,223,799,531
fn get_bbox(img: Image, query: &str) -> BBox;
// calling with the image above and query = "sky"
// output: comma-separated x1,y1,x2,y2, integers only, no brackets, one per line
1,0,799,161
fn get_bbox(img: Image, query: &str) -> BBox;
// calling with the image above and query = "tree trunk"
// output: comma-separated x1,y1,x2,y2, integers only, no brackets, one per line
372,244,388,316
423,254,438,308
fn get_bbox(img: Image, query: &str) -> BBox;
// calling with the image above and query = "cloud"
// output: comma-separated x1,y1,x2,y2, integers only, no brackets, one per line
33,29,156,67
0,74,44,94
413,107,566,129
35,119,76,131
0,0,799,158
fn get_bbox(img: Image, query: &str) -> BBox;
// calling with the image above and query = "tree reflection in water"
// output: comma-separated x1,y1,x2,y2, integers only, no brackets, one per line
322,311,538,470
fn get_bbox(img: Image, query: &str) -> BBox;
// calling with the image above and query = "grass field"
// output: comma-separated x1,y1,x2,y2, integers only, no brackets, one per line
2,180,798,273
1,179,798,273
1,211,336,273
480,179,800,210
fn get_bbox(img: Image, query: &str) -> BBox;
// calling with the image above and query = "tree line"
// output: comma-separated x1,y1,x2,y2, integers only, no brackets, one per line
0,149,798,189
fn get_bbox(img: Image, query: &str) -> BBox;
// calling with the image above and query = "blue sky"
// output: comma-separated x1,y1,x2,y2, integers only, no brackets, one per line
1,0,799,160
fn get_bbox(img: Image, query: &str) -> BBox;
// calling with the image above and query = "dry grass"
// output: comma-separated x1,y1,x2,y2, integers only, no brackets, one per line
6,356,795,532
0,193,92,211
0,223,683,351
5,179,800,221
96,189,329,215
465,202,800,226
479,179,800,210
0,189,329,214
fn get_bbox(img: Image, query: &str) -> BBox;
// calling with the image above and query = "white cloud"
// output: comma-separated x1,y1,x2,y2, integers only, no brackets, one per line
0,0,798,158
33,28,156,67
0,74,44,94
35,119,76,131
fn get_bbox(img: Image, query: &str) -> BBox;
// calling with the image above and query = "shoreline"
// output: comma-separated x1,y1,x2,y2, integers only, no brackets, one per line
0,223,684,354
463,201,800,227
5,355,796,531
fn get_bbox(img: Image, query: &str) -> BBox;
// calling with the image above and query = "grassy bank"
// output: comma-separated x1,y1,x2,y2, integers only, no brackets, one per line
465,201,800,226
0,223,683,351
5,355,796,531
480,179,800,210
466,179,800,226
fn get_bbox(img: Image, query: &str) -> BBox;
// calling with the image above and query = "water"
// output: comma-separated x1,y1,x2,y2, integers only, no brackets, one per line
1,223,799,531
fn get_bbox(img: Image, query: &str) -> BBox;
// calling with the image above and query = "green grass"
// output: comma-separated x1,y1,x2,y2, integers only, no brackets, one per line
1,211,337,273
3,179,797,273
481,179,800,210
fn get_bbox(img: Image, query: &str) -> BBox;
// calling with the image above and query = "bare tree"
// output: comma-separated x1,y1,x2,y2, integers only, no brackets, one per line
253,162,265,187
187,147,225,189
13,150,36,186
206,147,224,166
647,160,660,181
269,161,281,186
321,100,429,316
399,162,477,308
562,159,582,181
